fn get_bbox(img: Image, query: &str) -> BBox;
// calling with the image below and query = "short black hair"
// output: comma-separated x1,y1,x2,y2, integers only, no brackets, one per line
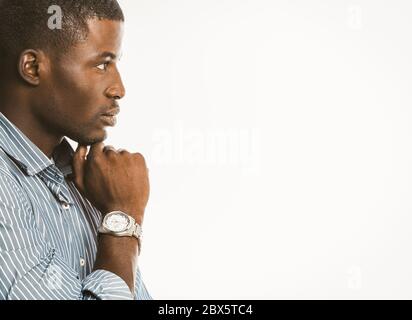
0,0,124,60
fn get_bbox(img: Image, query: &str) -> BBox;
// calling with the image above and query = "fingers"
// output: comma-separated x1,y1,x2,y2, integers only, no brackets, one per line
76,144,88,160
91,143,118,156
103,145,117,153
88,142,105,159
132,152,149,174
72,144,88,191
89,143,143,161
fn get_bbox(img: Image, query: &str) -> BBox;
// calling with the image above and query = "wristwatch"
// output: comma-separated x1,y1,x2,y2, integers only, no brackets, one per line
98,211,143,255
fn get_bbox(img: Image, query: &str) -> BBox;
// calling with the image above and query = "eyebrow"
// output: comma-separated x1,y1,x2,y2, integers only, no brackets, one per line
96,51,119,60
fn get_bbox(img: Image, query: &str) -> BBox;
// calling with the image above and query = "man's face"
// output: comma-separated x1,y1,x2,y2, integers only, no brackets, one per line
36,18,126,145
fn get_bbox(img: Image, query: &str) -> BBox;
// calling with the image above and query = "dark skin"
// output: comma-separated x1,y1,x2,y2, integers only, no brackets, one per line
1,19,126,155
0,19,149,295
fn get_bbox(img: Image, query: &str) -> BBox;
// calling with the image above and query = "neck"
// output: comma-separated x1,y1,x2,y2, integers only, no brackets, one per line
0,99,63,158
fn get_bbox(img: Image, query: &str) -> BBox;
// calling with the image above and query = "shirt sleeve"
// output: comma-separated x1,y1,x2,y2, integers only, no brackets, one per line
0,171,140,300
82,267,154,300
135,266,153,300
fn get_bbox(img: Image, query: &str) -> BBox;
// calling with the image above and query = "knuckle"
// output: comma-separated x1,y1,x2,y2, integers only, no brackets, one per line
117,148,129,154
133,152,145,161
103,145,115,152
106,150,118,159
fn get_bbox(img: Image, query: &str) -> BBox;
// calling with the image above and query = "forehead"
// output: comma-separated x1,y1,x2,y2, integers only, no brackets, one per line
64,18,124,61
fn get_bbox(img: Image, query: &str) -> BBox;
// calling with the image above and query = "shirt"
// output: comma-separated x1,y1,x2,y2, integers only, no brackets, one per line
0,112,152,300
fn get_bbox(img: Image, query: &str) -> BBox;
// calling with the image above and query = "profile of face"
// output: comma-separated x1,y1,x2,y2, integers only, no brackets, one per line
33,18,126,145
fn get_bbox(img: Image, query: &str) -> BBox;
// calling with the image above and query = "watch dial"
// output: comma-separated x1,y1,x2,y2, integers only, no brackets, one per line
106,213,129,232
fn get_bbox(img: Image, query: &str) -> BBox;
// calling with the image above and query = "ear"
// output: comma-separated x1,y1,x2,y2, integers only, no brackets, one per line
18,49,48,86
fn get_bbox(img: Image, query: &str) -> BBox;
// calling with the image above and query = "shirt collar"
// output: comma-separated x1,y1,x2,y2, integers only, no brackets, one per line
0,112,74,177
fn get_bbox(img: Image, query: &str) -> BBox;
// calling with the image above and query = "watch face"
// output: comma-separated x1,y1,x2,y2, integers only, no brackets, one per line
105,212,130,232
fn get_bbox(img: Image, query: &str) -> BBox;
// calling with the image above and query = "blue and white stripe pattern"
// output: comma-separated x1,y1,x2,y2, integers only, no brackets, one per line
0,112,152,300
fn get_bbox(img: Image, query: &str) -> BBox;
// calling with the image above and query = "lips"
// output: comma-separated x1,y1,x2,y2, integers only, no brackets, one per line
101,108,120,126
102,108,120,117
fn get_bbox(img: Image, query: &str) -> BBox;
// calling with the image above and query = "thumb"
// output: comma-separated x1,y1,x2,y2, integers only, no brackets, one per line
72,144,88,193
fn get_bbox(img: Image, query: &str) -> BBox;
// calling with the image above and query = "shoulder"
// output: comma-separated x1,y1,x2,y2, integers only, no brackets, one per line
0,148,28,200
0,151,33,222
0,148,26,181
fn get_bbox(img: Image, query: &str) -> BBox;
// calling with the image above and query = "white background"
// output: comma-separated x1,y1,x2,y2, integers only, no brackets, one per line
103,0,412,299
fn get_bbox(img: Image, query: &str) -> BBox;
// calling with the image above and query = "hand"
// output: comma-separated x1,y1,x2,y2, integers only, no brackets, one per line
72,143,150,224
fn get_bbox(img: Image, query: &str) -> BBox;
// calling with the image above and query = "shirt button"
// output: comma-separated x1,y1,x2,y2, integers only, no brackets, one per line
62,202,70,210
80,258,85,267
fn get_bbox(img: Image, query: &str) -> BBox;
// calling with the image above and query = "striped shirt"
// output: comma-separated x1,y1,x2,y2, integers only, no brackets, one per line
0,112,152,300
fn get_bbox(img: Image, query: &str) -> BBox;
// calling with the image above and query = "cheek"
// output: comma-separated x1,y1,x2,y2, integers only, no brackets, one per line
51,69,105,118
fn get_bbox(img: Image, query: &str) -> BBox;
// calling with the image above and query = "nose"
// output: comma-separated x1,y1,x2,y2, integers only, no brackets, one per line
105,73,126,100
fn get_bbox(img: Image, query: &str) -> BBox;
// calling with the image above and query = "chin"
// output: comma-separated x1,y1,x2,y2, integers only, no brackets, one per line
72,129,107,146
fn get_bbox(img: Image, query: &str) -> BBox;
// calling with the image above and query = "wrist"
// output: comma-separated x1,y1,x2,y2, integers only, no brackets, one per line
94,235,139,292
98,210,144,256
103,206,144,225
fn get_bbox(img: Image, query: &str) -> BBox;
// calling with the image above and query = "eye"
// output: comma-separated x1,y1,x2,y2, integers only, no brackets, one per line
96,62,110,71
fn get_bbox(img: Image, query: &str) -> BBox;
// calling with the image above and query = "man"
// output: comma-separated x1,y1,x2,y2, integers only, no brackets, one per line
0,0,152,299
